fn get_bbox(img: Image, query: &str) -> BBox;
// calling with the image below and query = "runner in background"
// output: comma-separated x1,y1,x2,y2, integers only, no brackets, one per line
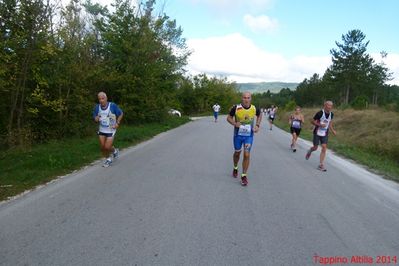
212,103,221,122
289,106,305,152
268,105,278,130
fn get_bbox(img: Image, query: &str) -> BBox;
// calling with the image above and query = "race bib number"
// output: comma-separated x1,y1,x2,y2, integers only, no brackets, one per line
292,120,301,128
270,115,274,119
100,116,110,127
238,124,252,136
317,128,326,137
317,122,328,136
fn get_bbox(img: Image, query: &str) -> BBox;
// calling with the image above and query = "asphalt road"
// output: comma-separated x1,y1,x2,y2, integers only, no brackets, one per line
1,116,399,266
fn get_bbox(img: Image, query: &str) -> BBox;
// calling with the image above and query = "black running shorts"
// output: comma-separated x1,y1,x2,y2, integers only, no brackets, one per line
313,133,328,145
290,127,301,136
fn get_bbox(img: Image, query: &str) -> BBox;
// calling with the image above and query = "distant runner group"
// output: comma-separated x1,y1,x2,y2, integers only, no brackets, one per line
93,91,337,186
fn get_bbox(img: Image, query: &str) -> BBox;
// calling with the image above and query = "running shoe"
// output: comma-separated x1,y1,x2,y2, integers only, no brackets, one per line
293,148,297,153
232,168,238,178
305,149,312,160
113,148,120,159
318,165,327,172
241,175,248,186
102,158,112,168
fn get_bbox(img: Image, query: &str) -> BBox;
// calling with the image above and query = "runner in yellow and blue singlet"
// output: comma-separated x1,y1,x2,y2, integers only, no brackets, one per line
227,92,262,186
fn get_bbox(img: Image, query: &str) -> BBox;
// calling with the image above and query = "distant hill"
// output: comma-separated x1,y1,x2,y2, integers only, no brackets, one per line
236,82,298,93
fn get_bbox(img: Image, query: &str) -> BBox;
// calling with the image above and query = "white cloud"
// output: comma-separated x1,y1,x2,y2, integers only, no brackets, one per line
187,33,399,85
386,54,399,85
187,33,330,83
371,53,399,85
243,14,278,33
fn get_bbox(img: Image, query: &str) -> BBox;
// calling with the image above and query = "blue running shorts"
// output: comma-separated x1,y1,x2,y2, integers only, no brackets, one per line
233,135,254,152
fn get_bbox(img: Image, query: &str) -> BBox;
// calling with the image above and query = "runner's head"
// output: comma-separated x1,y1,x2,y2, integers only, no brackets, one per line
295,106,301,114
98,92,108,106
324,101,333,113
241,92,251,107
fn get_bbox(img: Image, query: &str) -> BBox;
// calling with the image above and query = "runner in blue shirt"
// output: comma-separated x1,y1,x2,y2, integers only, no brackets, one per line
93,92,123,167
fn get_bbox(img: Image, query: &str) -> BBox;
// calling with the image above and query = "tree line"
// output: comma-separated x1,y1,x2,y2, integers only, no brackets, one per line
0,0,239,149
251,30,399,111
295,30,399,109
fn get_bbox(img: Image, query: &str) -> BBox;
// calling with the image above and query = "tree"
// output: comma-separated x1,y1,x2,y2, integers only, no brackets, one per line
0,0,53,146
329,29,389,105
295,29,393,108
368,51,392,105
99,0,190,122
176,74,239,115
294,73,325,107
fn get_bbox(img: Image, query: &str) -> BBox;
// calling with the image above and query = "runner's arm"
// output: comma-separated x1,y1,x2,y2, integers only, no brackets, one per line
254,108,262,132
227,115,238,127
111,103,123,128
329,120,337,135
227,106,239,127
116,113,123,126
93,105,100,122
311,111,323,127
311,119,322,127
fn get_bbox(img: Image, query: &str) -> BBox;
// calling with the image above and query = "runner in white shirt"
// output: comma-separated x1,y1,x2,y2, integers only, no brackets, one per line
305,101,337,171
212,103,221,122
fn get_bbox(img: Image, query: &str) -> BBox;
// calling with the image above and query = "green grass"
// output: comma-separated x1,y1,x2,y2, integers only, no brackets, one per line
274,112,399,182
0,116,190,201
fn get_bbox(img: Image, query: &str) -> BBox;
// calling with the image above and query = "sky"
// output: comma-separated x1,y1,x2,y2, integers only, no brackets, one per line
93,0,399,84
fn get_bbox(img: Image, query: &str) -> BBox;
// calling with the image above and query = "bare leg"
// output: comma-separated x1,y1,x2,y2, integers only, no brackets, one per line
320,144,327,165
291,133,297,147
98,136,107,157
311,145,318,152
242,150,250,174
233,150,241,167
103,137,114,159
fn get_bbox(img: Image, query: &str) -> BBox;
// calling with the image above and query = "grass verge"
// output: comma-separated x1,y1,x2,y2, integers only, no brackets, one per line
274,108,399,182
0,116,190,201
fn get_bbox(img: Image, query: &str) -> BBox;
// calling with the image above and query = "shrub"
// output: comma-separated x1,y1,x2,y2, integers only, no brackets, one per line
351,95,369,110
284,100,297,111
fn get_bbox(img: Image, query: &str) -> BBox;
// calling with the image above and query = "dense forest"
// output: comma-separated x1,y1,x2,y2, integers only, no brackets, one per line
0,0,239,149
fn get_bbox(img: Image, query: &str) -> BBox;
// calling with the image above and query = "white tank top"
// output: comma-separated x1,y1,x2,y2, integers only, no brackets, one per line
98,103,117,134
316,110,331,137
